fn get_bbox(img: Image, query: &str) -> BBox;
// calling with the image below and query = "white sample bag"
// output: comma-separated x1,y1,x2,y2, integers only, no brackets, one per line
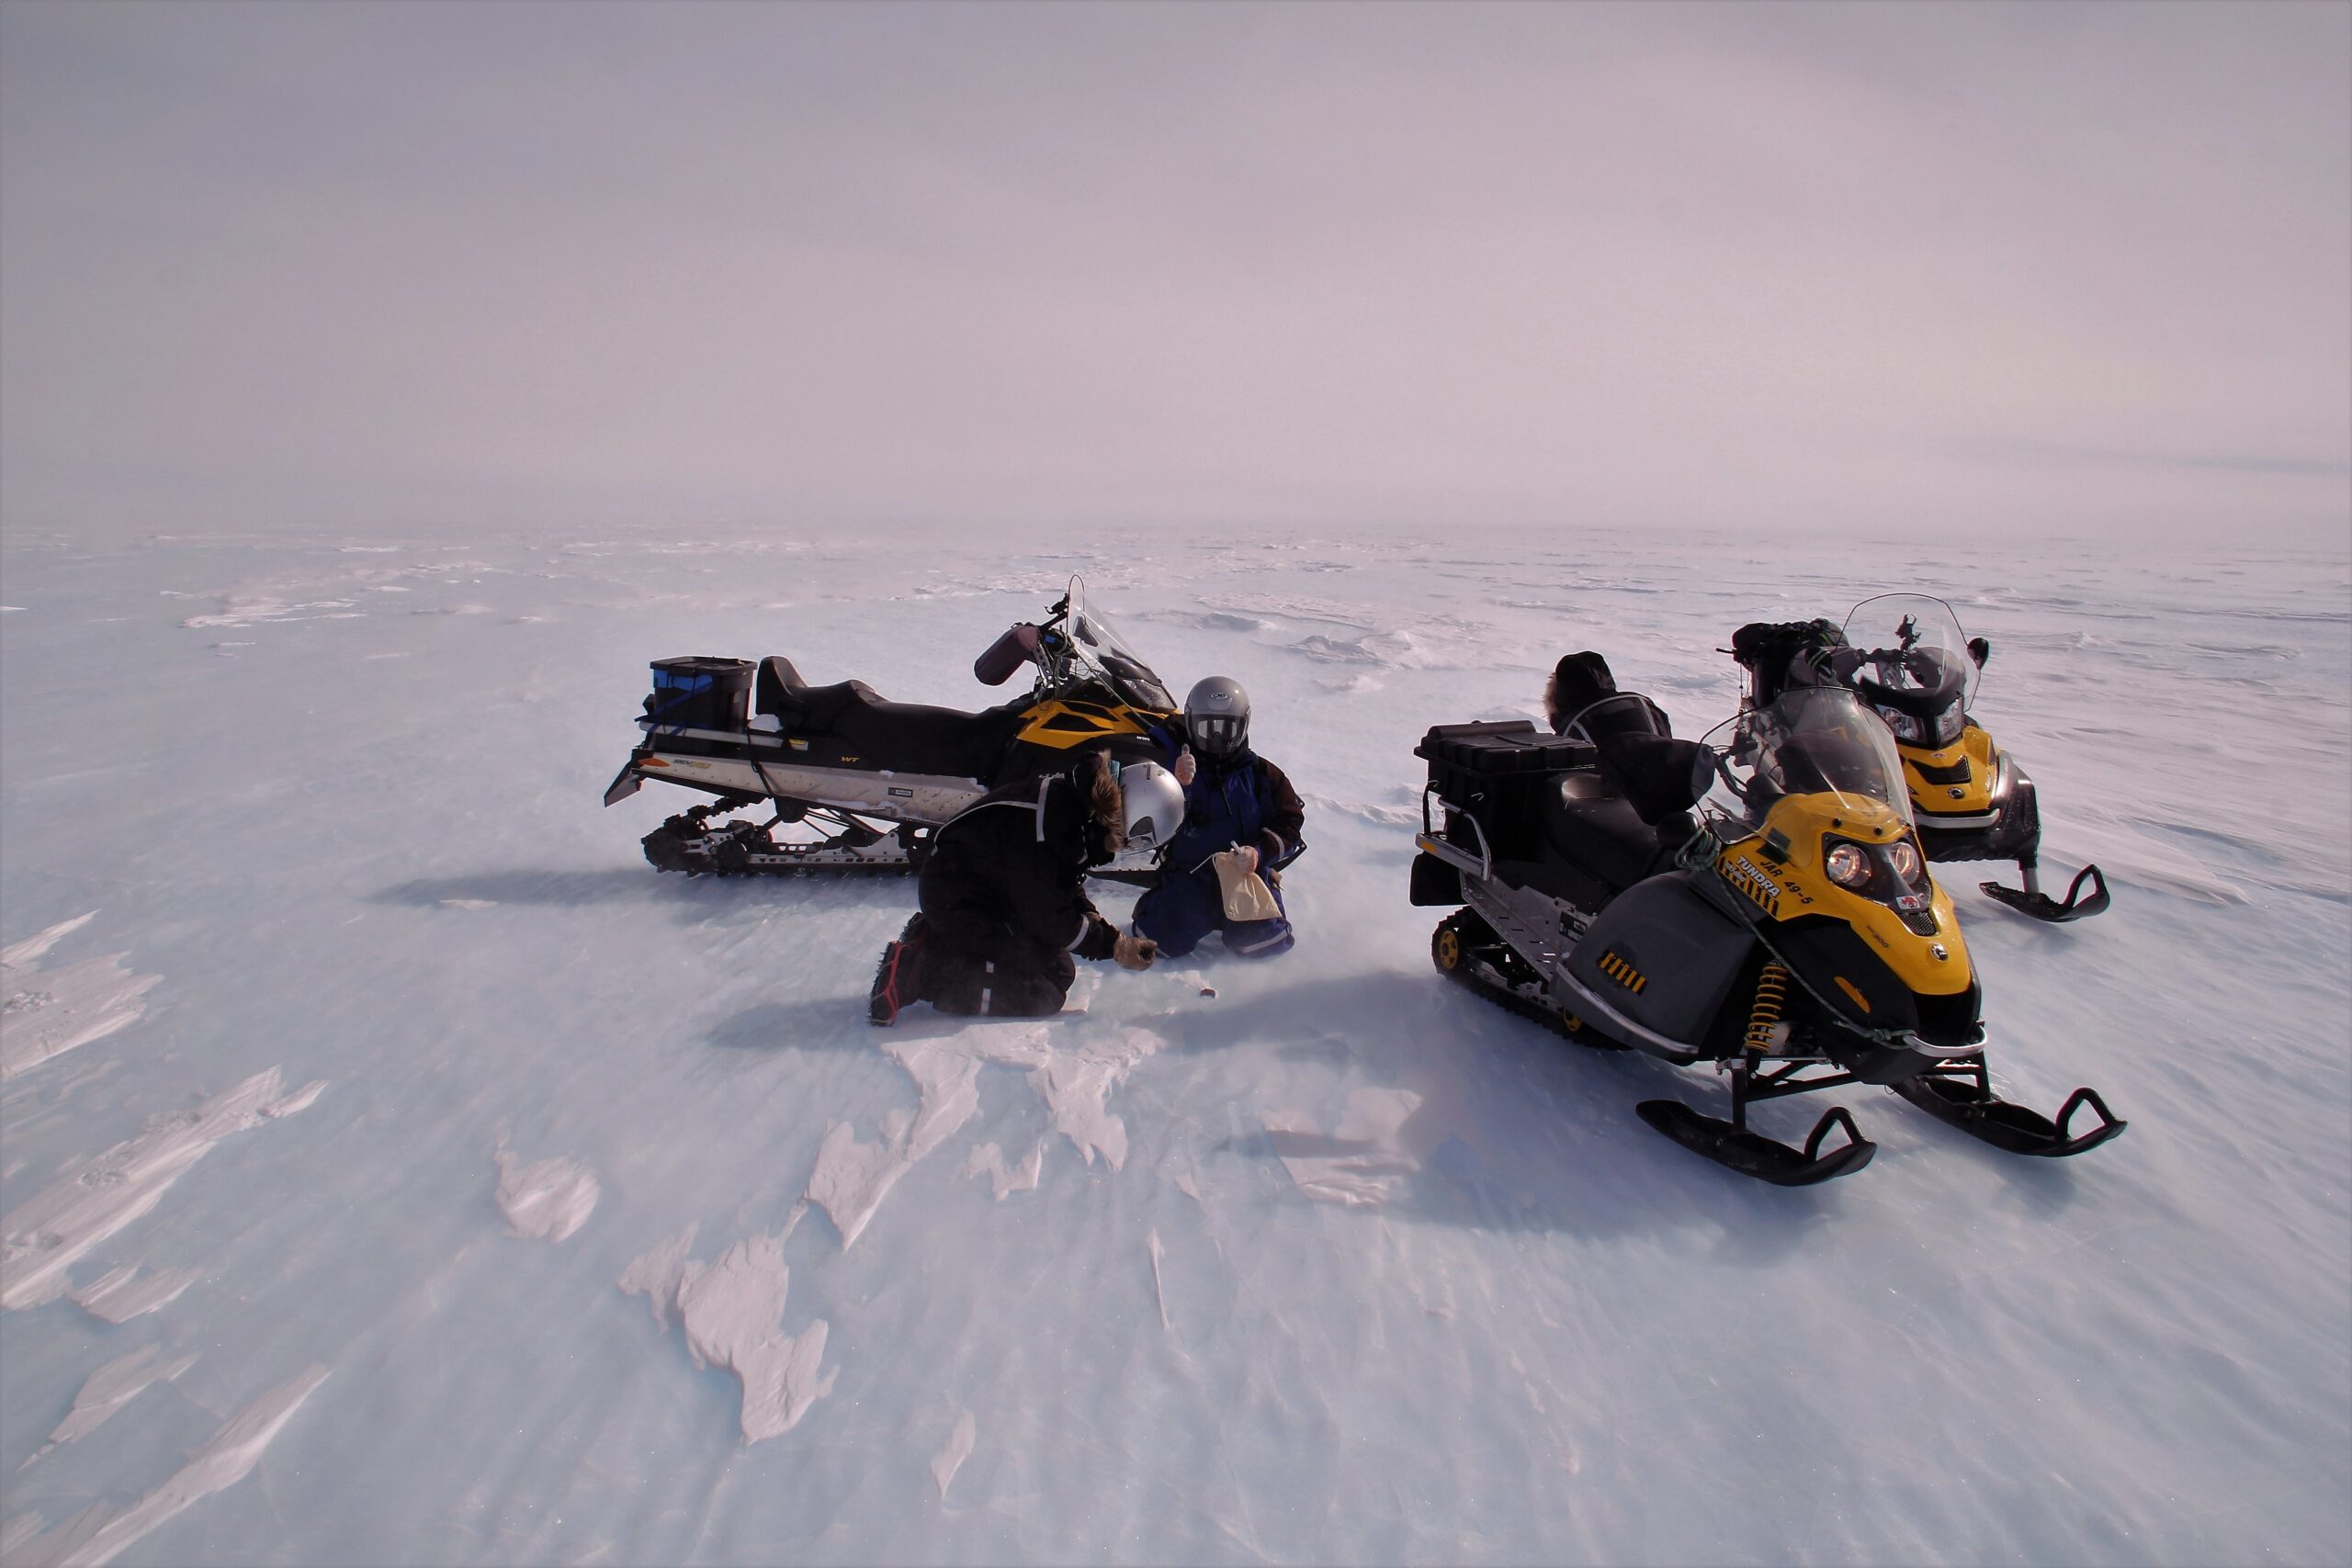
1212,849,1283,922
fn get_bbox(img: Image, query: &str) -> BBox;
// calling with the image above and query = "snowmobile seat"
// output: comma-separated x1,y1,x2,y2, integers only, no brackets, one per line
1595,733,1707,827
1540,789,1692,899
755,655,1023,779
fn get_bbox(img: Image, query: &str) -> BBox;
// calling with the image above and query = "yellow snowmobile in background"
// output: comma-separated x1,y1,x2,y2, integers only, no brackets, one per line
1730,596,2109,922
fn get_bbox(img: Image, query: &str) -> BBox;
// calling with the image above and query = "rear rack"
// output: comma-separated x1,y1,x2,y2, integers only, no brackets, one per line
1417,782,1493,881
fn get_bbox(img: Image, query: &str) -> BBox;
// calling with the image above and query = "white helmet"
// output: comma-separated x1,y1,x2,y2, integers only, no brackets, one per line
1116,759,1185,851
1184,675,1250,759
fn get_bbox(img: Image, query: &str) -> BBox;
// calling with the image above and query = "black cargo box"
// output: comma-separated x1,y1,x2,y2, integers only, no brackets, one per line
1416,719,1593,777
1416,720,1596,859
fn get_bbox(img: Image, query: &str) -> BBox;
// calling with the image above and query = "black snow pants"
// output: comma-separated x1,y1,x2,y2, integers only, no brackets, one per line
903,761,1119,1019
910,907,1079,1018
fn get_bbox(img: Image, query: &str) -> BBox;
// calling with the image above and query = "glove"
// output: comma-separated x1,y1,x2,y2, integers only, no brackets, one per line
1227,842,1258,874
1172,747,1197,786
1114,933,1159,971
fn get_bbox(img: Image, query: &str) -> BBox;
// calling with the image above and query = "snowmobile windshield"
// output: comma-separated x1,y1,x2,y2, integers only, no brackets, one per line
1060,578,1176,712
1842,594,1978,740
1697,688,1917,839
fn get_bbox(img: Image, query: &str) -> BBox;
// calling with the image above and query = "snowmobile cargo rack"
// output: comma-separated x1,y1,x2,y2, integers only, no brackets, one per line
1414,780,1490,891
647,657,754,732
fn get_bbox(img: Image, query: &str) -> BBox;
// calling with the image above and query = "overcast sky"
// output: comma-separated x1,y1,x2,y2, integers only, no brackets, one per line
3,1,2346,544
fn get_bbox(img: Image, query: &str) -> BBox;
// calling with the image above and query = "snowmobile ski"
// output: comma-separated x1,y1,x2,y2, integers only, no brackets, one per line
1979,863,2109,924
1636,1098,1877,1186
1889,1055,2127,1156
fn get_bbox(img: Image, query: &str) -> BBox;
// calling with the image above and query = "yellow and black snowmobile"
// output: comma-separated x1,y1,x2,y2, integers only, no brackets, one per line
603,579,1177,876
1730,597,2109,922
1408,675,2123,1185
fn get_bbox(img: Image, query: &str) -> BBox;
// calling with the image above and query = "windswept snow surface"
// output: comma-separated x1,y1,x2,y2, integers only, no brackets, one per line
0,525,2346,1564
492,1149,600,1244
2,914,161,1081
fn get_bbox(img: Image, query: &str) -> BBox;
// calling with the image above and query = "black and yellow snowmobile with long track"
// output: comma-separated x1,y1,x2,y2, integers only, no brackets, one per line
1408,678,2124,1185
603,579,1176,878
1732,595,2109,923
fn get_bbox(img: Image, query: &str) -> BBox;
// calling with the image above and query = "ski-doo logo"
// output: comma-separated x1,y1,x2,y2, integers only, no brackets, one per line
1721,856,1781,917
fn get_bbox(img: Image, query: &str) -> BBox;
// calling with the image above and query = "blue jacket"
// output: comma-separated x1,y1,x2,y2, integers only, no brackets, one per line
1161,747,1306,876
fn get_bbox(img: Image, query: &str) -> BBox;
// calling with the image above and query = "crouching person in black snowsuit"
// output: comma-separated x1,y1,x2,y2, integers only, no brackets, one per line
868,753,1186,1023
1132,676,1306,961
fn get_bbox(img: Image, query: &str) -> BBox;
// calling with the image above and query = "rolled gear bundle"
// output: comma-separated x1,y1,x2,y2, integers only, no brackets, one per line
1730,618,1852,707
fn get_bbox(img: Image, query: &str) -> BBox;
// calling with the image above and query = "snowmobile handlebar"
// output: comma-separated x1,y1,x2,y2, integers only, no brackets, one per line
1851,648,1966,719
973,623,1044,686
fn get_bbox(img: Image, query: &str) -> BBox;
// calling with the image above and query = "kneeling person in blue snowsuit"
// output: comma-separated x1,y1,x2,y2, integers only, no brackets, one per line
1133,676,1306,960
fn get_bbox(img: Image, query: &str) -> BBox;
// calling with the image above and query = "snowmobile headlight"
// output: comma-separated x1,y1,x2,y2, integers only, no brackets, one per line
1932,705,1965,746
1824,841,1872,889
1990,750,2016,802
1876,706,1921,743
1888,839,1924,886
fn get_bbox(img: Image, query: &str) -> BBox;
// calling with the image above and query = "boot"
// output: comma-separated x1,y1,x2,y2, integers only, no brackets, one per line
866,913,931,1026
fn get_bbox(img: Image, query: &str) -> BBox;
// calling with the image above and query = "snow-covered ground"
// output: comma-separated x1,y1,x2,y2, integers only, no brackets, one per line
2,525,2346,1565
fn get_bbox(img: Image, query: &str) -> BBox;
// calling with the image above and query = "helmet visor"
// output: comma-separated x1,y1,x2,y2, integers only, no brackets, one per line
1191,712,1248,757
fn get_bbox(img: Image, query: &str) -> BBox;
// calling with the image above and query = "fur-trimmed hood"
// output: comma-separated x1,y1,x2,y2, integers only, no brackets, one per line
1086,751,1125,853
1545,650,1618,735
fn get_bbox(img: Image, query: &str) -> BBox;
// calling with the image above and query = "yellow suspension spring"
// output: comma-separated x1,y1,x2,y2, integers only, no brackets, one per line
1744,963,1791,1054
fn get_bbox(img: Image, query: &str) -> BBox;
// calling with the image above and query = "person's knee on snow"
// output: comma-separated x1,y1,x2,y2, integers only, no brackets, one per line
1226,919,1295,958
1222,874,1294,958
1131,864,1219,958
869,751,1182,1024
922,951,1073,1018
